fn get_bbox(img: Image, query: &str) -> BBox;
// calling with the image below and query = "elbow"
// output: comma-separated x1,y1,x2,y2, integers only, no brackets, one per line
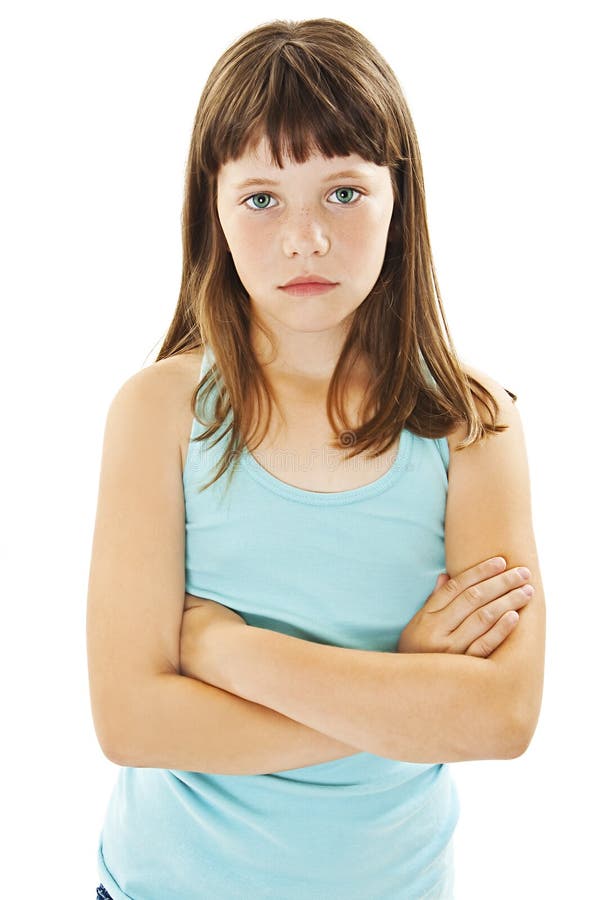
90,714,130,767
505,734,529,760
96,725,137,768
102,741,129,767
91,675,161,768
491,670,542,759
503,707,537,759
90,718,131,766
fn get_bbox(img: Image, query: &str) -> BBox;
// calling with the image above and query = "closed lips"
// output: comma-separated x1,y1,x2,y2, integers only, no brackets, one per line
281,275,337,286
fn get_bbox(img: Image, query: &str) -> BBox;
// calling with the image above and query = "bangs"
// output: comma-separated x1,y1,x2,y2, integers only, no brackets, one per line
198,38,405,175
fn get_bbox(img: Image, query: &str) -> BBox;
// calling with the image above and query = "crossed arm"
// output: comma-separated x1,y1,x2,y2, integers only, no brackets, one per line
181,620,522,763
178,371,544,768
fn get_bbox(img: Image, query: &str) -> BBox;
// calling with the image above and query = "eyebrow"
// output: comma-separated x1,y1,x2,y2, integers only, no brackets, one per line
232,169,377,190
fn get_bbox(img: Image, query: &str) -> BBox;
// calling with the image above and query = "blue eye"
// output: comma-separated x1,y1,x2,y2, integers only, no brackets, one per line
242,187,363,212
329,187,361,204
244,193,274,211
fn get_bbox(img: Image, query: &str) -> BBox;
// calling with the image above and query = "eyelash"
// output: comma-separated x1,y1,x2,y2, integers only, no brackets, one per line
242,187,364,212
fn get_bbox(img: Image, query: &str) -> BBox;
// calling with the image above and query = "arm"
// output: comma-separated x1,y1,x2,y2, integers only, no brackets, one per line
176,370,544,764
444,365,546,747
115,672,363,774
86,360,361,775
190,625,520,763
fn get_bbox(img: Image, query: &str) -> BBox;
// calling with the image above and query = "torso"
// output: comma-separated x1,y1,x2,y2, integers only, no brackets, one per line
246,390,401,493
165,348,458,493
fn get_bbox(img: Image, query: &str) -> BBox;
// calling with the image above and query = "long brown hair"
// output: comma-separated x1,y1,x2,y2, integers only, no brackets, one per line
155,17,515,495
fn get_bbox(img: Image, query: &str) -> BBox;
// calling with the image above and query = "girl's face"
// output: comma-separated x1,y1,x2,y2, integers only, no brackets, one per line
216,133,395,374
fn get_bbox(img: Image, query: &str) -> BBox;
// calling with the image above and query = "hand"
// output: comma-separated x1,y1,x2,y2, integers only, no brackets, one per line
179,593,247,682
396,557,534,657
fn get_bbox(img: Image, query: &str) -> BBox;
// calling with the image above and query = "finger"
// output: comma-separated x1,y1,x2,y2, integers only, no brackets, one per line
462,609,520,658
434,573,449,592
426,557,507,614
448,569,532,633
431,562,532,634
447,584,533,651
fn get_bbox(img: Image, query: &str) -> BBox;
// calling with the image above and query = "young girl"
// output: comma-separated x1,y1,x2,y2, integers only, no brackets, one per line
87,18,545,900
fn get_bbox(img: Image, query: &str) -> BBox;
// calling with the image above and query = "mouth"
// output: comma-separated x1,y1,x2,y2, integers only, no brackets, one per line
280,274,337,287
278,282,339,297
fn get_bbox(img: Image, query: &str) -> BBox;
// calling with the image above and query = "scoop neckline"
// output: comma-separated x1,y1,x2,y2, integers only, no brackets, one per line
239,429,414,506
198,344,415,505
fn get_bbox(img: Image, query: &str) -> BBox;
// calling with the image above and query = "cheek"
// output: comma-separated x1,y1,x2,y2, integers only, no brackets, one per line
232,220,272,266
340,218,381,265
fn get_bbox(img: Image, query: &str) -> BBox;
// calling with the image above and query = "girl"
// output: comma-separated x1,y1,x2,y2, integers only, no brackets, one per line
87,17,545,900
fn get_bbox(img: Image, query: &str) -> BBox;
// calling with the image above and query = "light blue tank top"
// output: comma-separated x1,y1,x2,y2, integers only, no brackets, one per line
97,346,460,899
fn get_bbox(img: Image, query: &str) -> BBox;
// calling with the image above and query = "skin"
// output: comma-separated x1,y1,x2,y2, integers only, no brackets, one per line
185,139,529,674
173,145,543,762
216,134,395,386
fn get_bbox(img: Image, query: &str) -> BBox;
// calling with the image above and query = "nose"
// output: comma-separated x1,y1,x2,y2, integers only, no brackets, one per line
281,208,330,258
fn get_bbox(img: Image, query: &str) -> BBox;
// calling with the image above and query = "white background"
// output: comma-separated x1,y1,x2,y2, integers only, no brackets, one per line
1,1,597,897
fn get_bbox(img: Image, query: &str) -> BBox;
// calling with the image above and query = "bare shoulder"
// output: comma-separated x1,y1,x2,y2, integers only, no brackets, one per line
151,349,205,472
446,361,518,454
111,349,205,473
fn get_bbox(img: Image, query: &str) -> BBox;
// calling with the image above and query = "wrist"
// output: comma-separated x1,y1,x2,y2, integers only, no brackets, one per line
197,620,248,692
219,625,280,701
